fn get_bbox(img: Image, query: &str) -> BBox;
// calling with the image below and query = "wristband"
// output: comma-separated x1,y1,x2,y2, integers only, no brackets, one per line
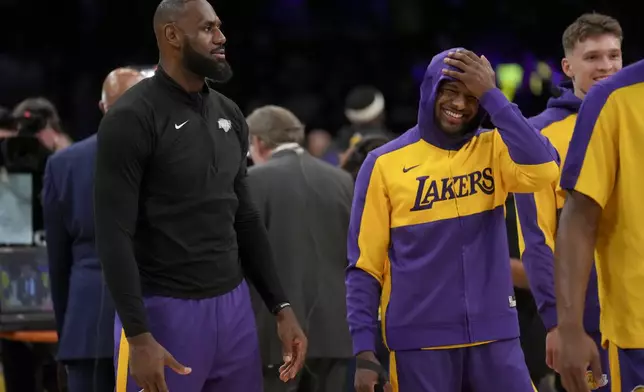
356,358,389,384
271,302,291,315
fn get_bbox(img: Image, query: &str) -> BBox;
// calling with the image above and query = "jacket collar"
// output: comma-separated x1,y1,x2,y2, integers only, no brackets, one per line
153,65,210,106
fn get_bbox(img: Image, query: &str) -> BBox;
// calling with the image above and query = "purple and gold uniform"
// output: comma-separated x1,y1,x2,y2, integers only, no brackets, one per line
514,87,610,390
561,59,644,392
346,48,559,391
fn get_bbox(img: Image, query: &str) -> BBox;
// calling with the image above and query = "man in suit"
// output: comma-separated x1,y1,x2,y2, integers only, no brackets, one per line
246,105,354,392
42,67,144,392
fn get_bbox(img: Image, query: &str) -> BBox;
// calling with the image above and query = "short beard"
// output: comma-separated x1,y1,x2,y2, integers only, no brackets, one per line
435,114,482,138
182,40,233,84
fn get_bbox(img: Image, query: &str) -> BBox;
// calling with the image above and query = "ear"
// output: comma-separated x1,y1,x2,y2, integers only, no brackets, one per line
164,23,182,49
255,136,268,152
561,57,574,79
99,101,106,114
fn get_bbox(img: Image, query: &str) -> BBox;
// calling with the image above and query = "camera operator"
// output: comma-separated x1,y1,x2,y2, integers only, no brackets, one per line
0,98,70,392
2,97,72,246
12,97,71,154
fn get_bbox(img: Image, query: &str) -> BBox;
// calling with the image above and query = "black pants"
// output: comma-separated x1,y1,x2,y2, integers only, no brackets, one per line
1,339,59,392
516,288,551,385
263,358,349,392
65,358,115,392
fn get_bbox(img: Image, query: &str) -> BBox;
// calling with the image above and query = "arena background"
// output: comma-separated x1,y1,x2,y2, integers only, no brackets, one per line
0,0,640,390
0,0,641,143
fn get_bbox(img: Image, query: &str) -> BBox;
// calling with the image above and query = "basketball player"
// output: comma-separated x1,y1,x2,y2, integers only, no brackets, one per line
555,58,644,392
347,48,559,392
94,1,306,391
514,13,623,391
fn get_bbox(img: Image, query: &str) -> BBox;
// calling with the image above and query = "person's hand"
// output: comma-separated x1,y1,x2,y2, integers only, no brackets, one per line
545,327,561,370
355,351,393,392
128,333,192,392
553,325,602,392
442,49,497,98
276,306,308,382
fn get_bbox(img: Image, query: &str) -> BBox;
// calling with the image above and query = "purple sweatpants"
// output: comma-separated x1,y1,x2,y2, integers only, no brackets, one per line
608,341,644,392
390,338,535,392
114,280,262,392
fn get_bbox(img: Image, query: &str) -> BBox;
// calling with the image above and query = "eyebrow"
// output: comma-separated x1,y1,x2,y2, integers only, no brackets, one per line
584,48,621,55
199,17,221,27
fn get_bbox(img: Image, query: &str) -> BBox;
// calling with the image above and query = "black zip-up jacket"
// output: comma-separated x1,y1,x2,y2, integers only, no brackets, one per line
94,68,287,337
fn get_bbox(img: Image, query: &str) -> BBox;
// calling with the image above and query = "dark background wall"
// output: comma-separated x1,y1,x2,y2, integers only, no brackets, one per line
0,0,639,140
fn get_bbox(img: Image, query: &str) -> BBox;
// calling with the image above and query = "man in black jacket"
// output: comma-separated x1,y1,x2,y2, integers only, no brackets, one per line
93,1,307,391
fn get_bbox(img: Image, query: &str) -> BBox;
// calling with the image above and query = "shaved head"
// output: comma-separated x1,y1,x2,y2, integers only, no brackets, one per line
153,0,231,84
100,68,144,114
153,0,193,38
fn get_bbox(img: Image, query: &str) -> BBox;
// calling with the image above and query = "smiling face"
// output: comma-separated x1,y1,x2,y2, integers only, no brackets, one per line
433,80,480,135
562,33,622,98
561,13,623,99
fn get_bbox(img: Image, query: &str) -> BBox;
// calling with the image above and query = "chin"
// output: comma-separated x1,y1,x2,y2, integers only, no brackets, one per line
438,121,465,136
207,62,233,83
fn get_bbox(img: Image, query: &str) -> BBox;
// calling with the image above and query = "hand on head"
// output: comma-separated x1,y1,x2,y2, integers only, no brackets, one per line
442,49,497,99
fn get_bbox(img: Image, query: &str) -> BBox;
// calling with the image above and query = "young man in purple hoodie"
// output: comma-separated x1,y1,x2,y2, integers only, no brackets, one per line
513,13,623,392
346,47,559,391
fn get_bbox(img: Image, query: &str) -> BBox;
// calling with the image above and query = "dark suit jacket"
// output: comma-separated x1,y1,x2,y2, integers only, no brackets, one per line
42,135,114,360
247,148,354,364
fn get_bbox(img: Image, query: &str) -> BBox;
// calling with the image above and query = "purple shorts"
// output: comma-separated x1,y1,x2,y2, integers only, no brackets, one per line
390,338,536,392
608,341,644,392
114,280,262,392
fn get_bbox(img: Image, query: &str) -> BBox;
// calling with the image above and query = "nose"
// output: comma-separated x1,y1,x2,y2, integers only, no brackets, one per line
451,93,467,110
597,56,613,71
214,27,226,45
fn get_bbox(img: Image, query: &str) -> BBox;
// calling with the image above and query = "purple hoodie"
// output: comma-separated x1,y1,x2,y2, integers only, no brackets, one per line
345,48,559,354
514,87,601,333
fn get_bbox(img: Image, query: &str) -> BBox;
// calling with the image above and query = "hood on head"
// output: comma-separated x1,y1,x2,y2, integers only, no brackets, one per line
546,82,582,113
417,48,488,150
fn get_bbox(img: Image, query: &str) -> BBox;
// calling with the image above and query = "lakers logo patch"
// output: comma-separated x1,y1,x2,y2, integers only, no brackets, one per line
585,371,608,390
631,386,644,392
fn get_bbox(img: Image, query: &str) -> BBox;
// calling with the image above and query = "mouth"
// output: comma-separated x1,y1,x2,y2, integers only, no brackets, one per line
593,75,610,82
211,48,226,59
442,108,465,124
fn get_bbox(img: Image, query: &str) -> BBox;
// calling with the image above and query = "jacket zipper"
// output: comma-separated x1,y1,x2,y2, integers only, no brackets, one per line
448,149,471,342
199,94,218,173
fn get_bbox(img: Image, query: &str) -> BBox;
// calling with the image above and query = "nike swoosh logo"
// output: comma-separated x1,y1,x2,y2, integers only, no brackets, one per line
403,165,419,173
175,120,189,129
